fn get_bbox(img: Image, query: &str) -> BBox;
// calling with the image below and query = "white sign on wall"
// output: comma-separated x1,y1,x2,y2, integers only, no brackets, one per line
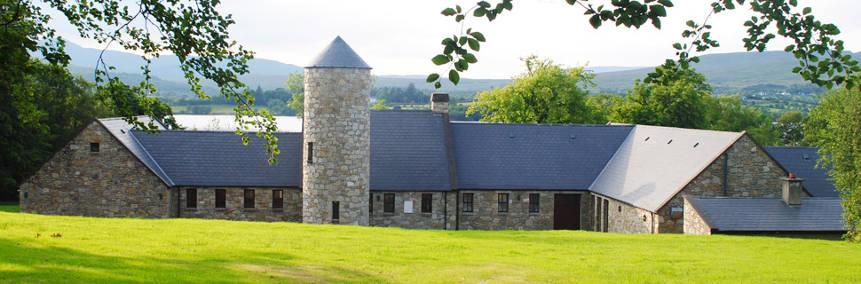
404,200,414,213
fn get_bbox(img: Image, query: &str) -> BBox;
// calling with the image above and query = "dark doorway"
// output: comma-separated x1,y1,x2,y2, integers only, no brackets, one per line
554,194,581,230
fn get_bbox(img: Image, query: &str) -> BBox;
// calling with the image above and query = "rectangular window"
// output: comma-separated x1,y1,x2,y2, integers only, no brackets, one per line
383,193,395,213
498,193,509,212
462,193,474,212
244,189,255,209
332,201,340,223
215,189,226,208
186,188,197,208
307,142,314,164
272,190,284,209
602,198,610,232
421,193,433,213
529,193,540,213
90,142,100,152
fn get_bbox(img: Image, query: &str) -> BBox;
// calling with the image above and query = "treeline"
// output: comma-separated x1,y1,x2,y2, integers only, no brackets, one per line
468,56,807,146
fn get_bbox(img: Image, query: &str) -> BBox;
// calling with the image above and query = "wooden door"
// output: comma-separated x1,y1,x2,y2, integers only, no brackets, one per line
554,194,581,230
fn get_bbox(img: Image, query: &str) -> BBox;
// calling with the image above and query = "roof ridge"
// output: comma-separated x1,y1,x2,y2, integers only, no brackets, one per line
128,131,175,186
450,121,634,127
132,129,303,135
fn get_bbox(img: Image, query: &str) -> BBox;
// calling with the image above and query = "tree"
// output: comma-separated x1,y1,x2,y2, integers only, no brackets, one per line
584,93,623,124
0,60,110,200
286,73,305,117
0,0,279,162
609,63,710,129
804,87,861,241
429,1,859,91
776,111,805,146
371,99,390,110
467,56,593,123
703,95,777,145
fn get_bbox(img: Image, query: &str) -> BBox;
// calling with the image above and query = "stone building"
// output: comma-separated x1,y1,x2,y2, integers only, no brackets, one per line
18,37,845,234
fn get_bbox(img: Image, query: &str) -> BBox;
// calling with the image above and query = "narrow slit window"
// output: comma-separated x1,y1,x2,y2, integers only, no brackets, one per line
215,189,226,208
243,189,255,209
332,201,340,223
497,193,509,213
307,142,314,164
462,193,474,213
186,188,197,208
272,190,284,209
90,142,100,152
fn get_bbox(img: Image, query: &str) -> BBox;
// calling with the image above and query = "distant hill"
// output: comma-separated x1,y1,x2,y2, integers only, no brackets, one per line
63,42,859,97
593,51,861,94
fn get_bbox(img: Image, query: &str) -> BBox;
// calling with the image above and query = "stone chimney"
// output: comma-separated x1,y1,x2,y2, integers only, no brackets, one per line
782,172,804,207
431,93,449,114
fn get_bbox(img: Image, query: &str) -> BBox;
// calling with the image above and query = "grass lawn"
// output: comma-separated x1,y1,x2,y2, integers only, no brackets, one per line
0,203,18,213
0,212,859,283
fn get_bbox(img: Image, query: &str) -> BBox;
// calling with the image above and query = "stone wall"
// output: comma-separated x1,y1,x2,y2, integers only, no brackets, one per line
683,196,711,235
302,67,372,225
456,191,593,230
658,134,790,233
370,191,453,229
19,121,173,218
593,194,657,234
179,187,302,222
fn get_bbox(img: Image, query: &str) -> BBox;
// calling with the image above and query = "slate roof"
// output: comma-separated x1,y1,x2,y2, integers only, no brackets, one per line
98,117,173,186
450,123,633,190
687,197,845,232
590,125,744,212
765,147,838,197
132,131,303,187
370,111,451,191
307,36,371,69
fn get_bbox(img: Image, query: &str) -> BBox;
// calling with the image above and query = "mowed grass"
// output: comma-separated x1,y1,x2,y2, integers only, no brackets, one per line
0,211,859,283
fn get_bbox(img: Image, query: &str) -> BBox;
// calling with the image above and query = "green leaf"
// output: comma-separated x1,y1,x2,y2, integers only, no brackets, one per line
463,53,478,63
474,8,486,17
467,38,480,51
432,55,450,65
449,69,460,85
672,43,683,50
658,0,673,7
426,73,440,83
589,15,601,29
803,7,812,15
441,8,456,16
784,45,795,52
651,17,661,29
650,5,667,17
686,20,696,28
471,32,486,42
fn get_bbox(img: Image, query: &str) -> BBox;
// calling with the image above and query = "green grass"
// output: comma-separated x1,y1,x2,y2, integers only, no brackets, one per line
0,212,859,283
0,203,18,213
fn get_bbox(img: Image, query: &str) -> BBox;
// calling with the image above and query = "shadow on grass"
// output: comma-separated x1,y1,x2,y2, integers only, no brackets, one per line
0,238,386,283
0,202,19,213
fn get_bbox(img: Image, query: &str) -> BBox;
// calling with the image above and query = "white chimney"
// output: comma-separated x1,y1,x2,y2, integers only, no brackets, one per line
431,93,449,114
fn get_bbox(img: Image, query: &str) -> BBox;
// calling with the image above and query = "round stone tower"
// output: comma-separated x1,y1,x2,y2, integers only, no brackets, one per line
302,36,372,225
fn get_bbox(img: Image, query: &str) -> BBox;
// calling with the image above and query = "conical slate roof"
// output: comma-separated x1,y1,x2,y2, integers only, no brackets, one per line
306,36,371,69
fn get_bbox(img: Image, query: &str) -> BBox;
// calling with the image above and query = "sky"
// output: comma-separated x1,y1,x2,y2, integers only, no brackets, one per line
55,0,861,79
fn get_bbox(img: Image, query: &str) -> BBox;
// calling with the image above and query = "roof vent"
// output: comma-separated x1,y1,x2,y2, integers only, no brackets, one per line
508,134,516,139
693,142,699,148
644,137,650,142
802,154,810,160
569,135,577,140
667,139,673,144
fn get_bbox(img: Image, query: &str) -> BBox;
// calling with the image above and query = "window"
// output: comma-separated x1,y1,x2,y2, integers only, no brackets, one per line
272,190,284,209
243,189,255,209
90,142,100,152
383,193,395,213
369,194,373,212
529,193,540,213
306,142,314,164
462,193,474,212
421,193,433,213
332,201,340,223
497,193,509,212
186,188,197,208
215,189,226,208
